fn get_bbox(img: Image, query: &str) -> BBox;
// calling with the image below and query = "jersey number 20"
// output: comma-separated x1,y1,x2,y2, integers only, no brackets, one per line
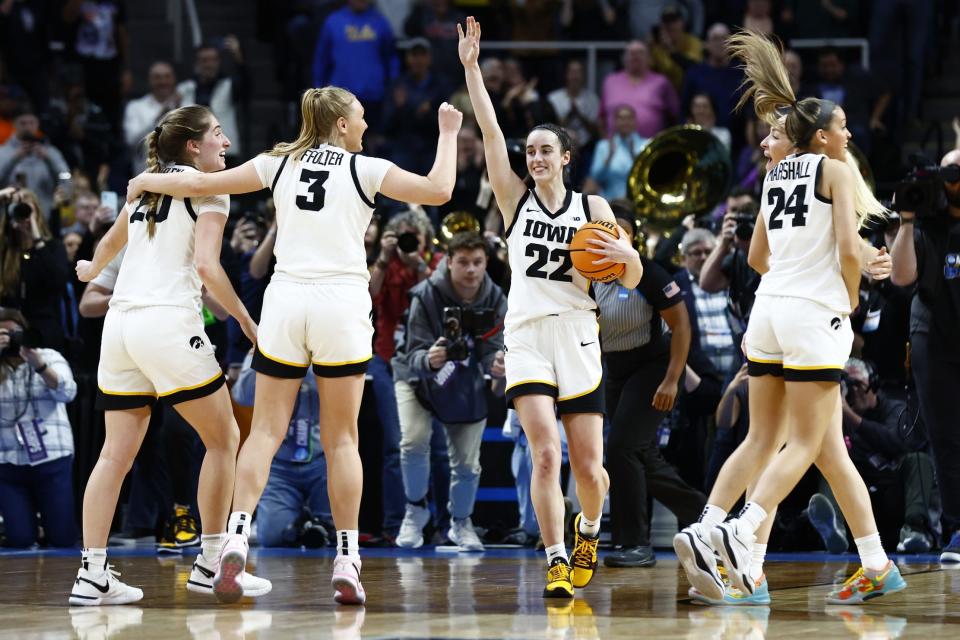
296,169,330,211
130,195,172,224
767,184,809,230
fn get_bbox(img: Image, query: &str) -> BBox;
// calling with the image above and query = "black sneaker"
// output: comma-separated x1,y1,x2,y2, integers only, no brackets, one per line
603,545,657,568
940,530,960,563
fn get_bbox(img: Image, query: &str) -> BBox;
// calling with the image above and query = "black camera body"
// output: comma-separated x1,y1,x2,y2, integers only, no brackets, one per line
0,189,32,222
397,231,419,253
733,213,755,240
442,306,495,362
1,329,24,358
893,162,960,218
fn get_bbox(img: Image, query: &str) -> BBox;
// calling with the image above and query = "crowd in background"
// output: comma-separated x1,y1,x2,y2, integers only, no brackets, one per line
0,0,957,558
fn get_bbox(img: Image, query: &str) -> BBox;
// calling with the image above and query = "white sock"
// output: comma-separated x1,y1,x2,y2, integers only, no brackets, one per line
545,543,568,566
200,533,226,564
751,543,767,581
227,511,252,537
699,504,727,528
337,529,359,557
82,547,107,574
736,502,768,534
854,533,888,572
578,512,601,538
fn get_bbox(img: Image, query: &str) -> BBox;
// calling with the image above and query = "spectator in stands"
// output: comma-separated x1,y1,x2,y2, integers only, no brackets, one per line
869,0,932,122
583,104,647,200
782,49,815,100
499,58,557,141
392,231,507,551
813,47,890,154
312,0,395,139
686,92,731,150
368,209,443,541
403,0,466,86
226,214,268,374
0,188,70,351
0,61,24,144
680,23,744,143
383,38,450,176
0,307,78,548
707,363,749,490
0,104,70,216
0,0,55,113
560,0,626,41
600,40,679,139
837,358,938,553
440,126,489,225
44,81,115,192
61,0,130,128
784,0,861,39
673,228,738,382
629,0,705,42
698,189,761,335
123,61,179,174
547,60,601,157
742,0,775,34
649,6,703,92
178,37,248,163
233,351,332,547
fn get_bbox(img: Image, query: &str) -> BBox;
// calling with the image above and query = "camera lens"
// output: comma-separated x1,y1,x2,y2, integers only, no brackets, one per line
10,202,32,221
397,231,419,253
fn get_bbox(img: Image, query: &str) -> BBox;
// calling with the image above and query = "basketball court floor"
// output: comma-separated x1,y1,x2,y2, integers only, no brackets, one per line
2,547,957,639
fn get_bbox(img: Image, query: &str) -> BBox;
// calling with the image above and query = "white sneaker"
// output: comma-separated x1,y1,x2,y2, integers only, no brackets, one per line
673,522,724,601
69,564,144,606
396,503,431,548
711,520,757,596
448,518,485,552
213,533,248,604
332,555,366,605
187,554,272,597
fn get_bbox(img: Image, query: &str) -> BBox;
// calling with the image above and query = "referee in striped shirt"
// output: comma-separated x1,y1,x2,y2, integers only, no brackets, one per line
598,214,706,568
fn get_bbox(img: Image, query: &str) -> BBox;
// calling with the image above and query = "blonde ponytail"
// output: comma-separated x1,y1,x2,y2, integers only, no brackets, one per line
846,153,890,229
269,87,357,160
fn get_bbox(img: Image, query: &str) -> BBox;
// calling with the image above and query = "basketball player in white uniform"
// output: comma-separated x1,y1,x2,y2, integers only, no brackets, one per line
125,88,462,604
71,106,268,605
458,17,642,598
674,32,906,606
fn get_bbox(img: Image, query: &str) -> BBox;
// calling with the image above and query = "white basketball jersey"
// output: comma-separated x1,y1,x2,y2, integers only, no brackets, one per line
756,152,850,313
111,165,229,312
504,189,597,330
252,146,393,285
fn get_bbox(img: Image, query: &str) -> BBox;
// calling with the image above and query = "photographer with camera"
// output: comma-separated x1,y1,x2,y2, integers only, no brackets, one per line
0,104,70,216
0,307,78,548
891,149,960,562
392,231,507,551
368,209,444,540
0,187,71,351
832,358,938,553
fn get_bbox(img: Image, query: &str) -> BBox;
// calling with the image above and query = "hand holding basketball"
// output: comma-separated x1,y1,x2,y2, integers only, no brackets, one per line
569,221,638,282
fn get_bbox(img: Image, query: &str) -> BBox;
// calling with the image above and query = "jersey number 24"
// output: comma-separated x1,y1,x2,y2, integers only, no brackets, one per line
767,184,809,230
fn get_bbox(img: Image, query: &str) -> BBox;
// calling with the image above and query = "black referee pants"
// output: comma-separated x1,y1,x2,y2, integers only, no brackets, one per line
604,347,707,547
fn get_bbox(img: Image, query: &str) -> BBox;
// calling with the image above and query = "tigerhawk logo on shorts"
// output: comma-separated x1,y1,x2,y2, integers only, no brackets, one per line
830,317,842,331
189,336,205,349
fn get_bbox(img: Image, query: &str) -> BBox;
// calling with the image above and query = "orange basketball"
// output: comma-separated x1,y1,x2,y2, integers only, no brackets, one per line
569,221,626,283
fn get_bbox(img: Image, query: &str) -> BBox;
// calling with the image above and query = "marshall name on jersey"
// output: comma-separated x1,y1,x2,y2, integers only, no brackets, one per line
111,164,229,313
756,152,850,313
504,190,597,330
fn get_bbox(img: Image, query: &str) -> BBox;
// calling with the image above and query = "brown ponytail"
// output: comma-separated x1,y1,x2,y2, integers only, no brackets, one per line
140,105,212,239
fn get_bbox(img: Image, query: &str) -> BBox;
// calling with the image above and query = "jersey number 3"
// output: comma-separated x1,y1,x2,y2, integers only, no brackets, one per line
767,184,809,230
296,169,329,212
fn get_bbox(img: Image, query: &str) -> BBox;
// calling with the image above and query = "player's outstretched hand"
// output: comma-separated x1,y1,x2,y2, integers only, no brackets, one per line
438,102,463,135
457,16,481,67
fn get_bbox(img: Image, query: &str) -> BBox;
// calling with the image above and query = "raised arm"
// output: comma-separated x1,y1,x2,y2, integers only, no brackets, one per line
126,160,263,203
457,17,527,224
75,205,129,282
379,103,462,205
